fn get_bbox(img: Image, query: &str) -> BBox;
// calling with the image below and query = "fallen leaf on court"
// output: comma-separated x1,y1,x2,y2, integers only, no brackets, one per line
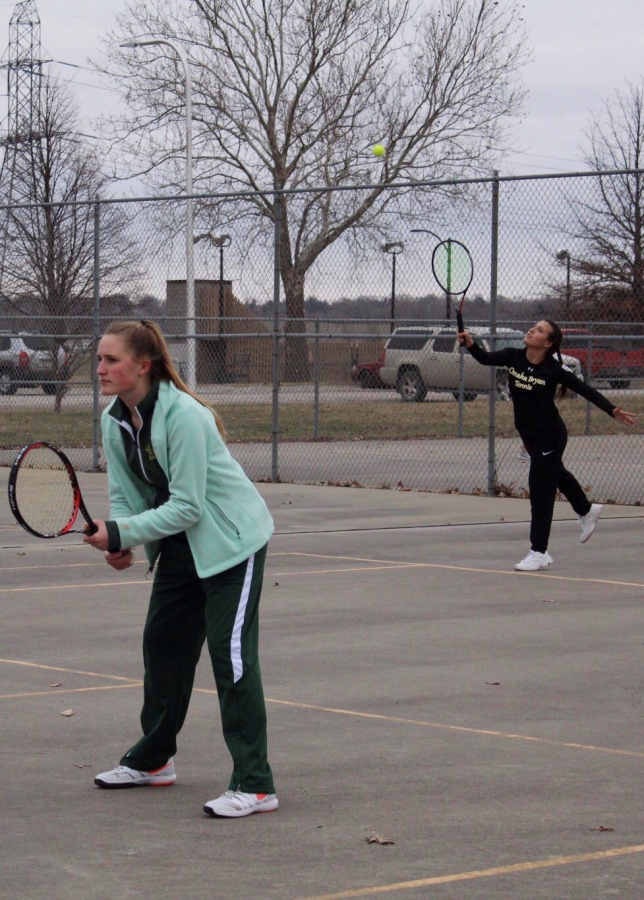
50,683,62,688
590,825,614,832
542,599,556,603
486,682,500,685
365,834,395,845
274,582,279,586
60,709,74,717
73,764,91,768
17,552,26,556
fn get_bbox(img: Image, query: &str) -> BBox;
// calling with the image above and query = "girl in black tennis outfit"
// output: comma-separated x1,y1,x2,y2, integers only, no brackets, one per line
457,320,636,571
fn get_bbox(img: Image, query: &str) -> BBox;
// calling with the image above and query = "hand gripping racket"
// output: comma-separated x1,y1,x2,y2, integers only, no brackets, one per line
8,442,98,539
431,239,474,332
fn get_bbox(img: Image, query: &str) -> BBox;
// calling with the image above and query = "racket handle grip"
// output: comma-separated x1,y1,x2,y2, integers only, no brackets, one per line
85,522,99,536
456,311,464,333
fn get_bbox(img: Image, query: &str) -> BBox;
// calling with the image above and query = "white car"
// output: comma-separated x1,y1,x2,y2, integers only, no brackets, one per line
379,326,583,402
0,333,69,395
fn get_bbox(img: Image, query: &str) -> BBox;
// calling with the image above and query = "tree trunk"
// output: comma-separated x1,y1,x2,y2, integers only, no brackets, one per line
281,264,310,382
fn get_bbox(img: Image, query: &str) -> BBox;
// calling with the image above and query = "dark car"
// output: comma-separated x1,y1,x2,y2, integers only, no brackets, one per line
351,349,387,389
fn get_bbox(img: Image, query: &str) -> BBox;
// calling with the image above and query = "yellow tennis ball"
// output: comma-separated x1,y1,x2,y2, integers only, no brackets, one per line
373,144,386,158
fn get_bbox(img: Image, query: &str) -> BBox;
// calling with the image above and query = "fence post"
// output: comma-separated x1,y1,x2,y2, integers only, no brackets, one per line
585,339,593,435
271,192,282,482
457,344,465,437
313,318,321,439
487,172,500,495
91,198,101,473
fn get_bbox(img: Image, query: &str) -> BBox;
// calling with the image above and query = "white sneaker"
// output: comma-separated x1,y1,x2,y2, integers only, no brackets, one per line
203,789,279,818
514,550,553,571
579,504,602,544
94,758,176,789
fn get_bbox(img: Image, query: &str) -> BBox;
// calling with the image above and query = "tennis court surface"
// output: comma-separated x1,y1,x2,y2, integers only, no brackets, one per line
2,470,644,899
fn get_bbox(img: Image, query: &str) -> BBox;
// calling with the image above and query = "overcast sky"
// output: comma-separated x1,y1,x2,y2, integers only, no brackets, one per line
1,0,643,178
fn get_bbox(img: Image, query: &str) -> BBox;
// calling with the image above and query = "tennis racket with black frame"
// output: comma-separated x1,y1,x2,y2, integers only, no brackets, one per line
431,239,474,333
8,441,98,539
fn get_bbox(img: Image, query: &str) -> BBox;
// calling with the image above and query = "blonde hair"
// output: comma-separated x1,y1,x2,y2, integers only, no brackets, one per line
104,320,226,439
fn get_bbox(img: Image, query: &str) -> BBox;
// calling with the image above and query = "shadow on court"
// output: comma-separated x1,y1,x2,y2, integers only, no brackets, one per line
2,469,644,899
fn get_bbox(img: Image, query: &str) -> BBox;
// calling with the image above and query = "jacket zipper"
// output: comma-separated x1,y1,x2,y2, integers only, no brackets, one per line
134,404,153,484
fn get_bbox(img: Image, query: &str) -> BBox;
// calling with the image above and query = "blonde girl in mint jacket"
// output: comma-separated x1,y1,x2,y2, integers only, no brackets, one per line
83,320,278,819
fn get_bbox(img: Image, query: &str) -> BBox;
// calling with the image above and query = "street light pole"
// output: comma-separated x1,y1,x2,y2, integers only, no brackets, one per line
194,232,232,381
120,38,196,389
381,242,404,333
410,228,448,320
556,249,571,315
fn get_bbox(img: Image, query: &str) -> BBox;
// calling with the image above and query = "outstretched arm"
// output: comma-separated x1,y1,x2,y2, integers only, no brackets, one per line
559,367,636,424
457,331,514,367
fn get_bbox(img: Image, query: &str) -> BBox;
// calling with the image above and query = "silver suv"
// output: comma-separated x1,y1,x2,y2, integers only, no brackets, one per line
380,326,583,402
0,333,69,395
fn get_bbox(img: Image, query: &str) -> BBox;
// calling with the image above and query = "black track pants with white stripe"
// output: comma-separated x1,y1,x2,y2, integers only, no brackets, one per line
120,536,274,793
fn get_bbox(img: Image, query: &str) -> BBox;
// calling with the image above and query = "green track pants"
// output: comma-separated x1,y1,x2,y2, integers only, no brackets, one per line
120,536,274,793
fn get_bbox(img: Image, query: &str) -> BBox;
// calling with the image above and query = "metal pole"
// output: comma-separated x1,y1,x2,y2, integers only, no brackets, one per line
446,239,452,321
92,198,101,472
119,39,195,388
181,47,196,390
271,193,282,482
457,343,464,437
585,339,593,435
313,318,320,439
487,172,500,496
219,242,225,379
566,253,571,313
390,253,396,333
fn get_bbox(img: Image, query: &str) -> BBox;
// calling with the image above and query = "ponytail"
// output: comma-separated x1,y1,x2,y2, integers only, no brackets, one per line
544,319,568,400
104,320,227,439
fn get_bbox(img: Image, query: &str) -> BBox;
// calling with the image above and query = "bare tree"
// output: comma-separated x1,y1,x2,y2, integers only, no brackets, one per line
572,80,644,324
99,0,529,378
1,77,137,408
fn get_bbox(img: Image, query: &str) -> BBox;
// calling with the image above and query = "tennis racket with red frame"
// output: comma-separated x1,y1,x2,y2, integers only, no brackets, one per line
431,239,474,332
8,442,98,539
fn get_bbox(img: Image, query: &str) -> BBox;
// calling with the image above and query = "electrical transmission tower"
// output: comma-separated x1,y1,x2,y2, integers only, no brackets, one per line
0,0,44,296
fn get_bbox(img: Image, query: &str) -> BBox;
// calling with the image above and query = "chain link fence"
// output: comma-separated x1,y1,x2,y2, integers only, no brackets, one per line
1,170,644,505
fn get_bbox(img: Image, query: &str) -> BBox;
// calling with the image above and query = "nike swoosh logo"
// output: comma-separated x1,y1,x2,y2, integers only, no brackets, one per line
542,450,554,456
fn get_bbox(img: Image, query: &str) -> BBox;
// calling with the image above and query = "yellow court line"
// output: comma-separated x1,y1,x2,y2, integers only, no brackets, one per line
286,552,644,590
191,690,644,760
1,658,642,760
0,565,417,593
0,561,146,572
0,658,141,682
0,579,146,594
1,561,642,592
295,844,644,899
1,549,641,590
0,683,141,699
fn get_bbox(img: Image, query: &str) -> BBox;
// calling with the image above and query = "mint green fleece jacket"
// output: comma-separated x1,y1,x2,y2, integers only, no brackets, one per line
101,380,274,578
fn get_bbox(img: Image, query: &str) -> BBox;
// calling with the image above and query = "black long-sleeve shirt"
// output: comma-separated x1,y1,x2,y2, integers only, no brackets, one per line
467,341,616,445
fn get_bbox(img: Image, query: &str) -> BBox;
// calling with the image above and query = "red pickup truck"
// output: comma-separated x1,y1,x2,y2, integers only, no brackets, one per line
562,329,644,389
351,348,387,388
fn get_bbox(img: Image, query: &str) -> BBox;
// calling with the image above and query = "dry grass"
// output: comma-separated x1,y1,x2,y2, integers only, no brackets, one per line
2,392,643,449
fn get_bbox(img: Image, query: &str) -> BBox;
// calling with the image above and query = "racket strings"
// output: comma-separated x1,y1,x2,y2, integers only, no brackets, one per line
16,448,77,535
432,243,473,295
